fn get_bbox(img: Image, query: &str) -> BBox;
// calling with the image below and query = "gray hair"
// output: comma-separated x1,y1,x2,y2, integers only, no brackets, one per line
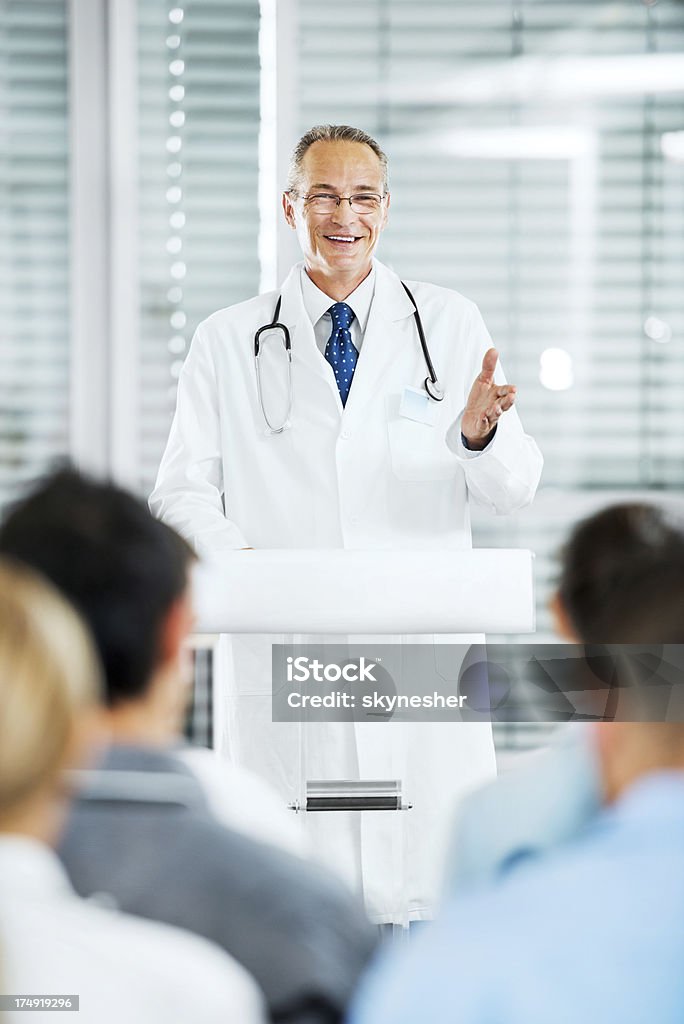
286,124,389,194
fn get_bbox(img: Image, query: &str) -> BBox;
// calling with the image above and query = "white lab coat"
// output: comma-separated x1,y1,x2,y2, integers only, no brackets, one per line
150,259,543,921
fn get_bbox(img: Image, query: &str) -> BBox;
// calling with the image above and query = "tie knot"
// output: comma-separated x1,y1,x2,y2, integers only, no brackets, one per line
329,302,355,331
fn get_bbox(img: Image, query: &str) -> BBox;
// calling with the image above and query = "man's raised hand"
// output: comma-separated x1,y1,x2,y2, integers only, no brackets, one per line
460,348,516,450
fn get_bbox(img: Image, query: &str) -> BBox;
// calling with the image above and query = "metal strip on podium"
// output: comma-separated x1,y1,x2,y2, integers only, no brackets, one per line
289,779,412,813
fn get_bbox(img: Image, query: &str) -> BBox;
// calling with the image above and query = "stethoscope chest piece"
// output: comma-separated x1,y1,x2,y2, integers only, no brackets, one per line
424,377,444,402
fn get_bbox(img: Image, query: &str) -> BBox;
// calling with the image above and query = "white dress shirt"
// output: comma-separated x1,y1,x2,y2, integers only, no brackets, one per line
300,265,375,355
0,835,265,1024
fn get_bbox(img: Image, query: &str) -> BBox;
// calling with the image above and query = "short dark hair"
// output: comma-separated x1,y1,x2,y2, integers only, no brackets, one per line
0,468,195,706
558,503,684,643
286,124,389,193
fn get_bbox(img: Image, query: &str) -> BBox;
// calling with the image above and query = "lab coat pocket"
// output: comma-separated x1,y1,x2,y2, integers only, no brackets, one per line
386,394,459,482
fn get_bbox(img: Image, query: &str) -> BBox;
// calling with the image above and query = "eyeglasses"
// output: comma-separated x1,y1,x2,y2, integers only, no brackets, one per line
299,192,385,214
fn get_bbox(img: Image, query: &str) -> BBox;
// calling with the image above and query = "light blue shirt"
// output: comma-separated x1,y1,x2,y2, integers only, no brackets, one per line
350,773,684,1024
442,726,601,897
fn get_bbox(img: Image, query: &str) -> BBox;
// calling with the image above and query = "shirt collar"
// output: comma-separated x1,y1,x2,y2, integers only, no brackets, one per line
0,835,74,901
67,742,209,810
300,265,376,333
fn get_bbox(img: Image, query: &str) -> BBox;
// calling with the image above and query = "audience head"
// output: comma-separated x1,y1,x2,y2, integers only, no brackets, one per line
0,558,101,839
552,502,684,801
0,469,196,737
553,502,684,643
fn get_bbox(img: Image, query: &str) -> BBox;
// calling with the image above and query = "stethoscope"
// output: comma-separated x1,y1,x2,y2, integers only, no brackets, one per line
253,282,444,434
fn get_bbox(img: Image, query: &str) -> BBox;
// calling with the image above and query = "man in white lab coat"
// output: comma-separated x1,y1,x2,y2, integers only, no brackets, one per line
150,124,543,921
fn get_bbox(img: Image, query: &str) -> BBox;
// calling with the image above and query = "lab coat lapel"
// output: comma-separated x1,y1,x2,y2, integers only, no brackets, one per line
278,263,343,405
343,260,416,420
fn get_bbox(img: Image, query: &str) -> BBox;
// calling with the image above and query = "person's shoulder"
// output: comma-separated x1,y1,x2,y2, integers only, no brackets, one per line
66,749,373,951
126,911,264,1022
176,745,308,857
445,734,602,896
96,768,362,917
376,262,478,317
182,808,375,960
407,278,479,316
438,814,615,940
62,885,264,1022
349,888,496,1024
66,749,339,906
197,288,278,336
179,289,278,370
188,801,359,907
150,805,375,1006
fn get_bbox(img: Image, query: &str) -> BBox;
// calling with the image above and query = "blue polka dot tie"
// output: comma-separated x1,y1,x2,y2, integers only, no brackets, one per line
324,302,358,407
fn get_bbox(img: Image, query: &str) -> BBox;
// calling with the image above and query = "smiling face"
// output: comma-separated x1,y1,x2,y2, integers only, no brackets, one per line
282,139,390,299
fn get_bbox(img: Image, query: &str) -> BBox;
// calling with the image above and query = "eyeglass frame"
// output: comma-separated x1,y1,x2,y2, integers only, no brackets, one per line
288,190,387,214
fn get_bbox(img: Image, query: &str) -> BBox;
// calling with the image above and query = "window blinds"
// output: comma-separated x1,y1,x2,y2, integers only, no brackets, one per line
0,0,70,511
296,0,683,492
137,0,261,494
295,0,684,750
295,1,684,583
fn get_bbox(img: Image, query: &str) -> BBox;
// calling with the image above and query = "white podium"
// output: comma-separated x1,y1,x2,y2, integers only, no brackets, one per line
191,548,535,926
192,548,535,634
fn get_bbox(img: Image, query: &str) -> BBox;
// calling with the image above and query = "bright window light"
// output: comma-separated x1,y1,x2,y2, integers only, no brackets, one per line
168,336,186,354
661,132,684,162
644,316,673,343
539,348,574,391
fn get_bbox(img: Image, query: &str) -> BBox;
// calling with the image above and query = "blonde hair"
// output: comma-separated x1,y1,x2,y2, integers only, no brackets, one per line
0,559,101,820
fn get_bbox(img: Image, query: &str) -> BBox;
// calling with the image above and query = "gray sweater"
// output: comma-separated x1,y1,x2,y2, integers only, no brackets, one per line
59,744,377,1024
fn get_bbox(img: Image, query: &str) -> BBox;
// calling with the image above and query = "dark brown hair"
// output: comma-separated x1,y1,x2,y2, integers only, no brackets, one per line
557,503,684,643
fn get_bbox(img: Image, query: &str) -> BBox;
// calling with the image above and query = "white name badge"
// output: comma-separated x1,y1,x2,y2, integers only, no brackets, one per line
399,385,438,426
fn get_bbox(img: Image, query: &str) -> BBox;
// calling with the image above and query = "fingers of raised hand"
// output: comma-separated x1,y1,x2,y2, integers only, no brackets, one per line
495,388,516,413
478,347,499,384
484,390,515,423
474,385,515,414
